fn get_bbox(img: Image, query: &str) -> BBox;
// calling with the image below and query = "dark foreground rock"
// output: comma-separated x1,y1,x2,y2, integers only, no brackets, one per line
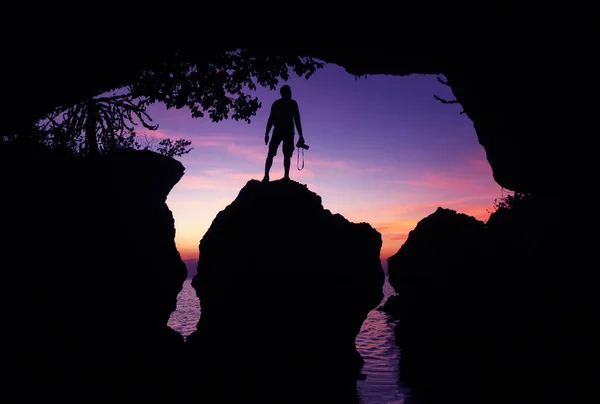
186,179,384,402
384,201,595,403
1,144,187,402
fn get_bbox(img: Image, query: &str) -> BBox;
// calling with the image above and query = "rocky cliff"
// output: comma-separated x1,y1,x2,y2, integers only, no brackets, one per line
185,179,384,402
1,144,187,402
383,200,594,402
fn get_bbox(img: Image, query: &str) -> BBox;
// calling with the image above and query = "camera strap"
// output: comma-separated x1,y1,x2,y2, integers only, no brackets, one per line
297,146,305,171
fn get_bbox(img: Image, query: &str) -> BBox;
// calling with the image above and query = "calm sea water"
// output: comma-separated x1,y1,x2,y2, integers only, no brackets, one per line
168,277,414,404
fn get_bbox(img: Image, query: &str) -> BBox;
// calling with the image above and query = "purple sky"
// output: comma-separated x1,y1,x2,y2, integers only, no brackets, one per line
143,63,501,262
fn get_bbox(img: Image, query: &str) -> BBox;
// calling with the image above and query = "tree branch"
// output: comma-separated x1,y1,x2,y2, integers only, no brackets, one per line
433,93,466,114
433,94,459,104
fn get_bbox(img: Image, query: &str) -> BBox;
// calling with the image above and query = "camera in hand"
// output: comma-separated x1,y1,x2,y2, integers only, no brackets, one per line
296,138,309,150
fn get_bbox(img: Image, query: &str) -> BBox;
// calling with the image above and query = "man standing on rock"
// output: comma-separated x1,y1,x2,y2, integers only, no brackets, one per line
263,84,305,182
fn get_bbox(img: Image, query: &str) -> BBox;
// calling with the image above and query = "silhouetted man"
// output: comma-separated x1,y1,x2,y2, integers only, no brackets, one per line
263,84,304,182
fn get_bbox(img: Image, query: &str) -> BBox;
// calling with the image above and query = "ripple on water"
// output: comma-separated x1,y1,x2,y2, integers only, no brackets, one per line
355,284,411,404
167,282,200,337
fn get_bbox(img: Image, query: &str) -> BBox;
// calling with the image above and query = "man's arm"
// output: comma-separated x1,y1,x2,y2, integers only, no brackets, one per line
293,101,303,139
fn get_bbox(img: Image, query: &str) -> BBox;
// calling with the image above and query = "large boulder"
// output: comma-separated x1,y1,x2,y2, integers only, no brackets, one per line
186,179,384,402
384,207,493,396
385,199,595,402
0,144,187,402
385,207,489,370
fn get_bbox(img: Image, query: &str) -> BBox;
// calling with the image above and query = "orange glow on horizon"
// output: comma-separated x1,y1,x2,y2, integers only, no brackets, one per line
174,198,495,263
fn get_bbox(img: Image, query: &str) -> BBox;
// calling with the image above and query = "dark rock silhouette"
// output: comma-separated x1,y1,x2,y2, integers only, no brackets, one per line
387,207,488,303
382,200,594,403
5,12,598,195
382,208,489,393
185,178,384,402
1,143,187,402
2,14,596,400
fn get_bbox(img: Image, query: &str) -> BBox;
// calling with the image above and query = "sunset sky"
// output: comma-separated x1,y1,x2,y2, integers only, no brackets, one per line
144,63,502,264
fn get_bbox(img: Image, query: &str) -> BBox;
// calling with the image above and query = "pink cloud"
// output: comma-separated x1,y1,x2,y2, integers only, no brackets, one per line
148,129,391,177
470,158,489,167
141,130,170,140
175,166,317,193
225,143,266,162
150,129,240,147
175,175,242,191
363,167,383,173
153,129,284,164
307,157,387,174
310,159,351,169
228,172,266,180
382,153,496,194
392,172,497,192
202,168,235,175
361,198,496,222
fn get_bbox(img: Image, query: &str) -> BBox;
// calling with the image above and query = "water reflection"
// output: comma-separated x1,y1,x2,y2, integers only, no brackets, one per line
354,281,414,403
169,278,414,403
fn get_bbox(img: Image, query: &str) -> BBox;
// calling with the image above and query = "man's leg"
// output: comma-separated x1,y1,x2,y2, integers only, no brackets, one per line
263,154,273,182
283,155,291,179
264,135,281,182
282,134,294,180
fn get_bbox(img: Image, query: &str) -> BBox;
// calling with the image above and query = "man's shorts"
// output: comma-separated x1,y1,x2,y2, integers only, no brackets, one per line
268,131,294,158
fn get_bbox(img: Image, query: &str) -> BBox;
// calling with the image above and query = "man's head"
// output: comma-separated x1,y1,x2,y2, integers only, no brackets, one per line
280,85,292,99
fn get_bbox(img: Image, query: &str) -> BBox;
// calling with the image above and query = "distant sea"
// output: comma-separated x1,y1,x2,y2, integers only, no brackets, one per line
168,276,413,404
